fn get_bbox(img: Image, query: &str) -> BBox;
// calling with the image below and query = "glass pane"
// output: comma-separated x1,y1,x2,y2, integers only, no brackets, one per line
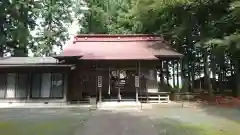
0,74,6,98
31,73,41,98
6,73,16,98
15,74,28,98
41,73,51,98
51,73,63,98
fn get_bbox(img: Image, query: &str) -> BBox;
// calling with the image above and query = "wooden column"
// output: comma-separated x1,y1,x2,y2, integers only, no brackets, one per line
99,87,102,102
136,61,140,102
63,72,68,102
96,62,102,103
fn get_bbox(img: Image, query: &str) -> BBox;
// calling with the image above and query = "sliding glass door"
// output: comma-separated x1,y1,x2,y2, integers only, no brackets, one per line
15,74,28,98
30,73,64,99
6,73,16,98
41,73,51,98
0,74,6,98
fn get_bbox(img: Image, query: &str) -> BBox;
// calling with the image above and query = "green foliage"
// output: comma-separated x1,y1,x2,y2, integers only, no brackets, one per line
0,0,40,56
0,0,73,56
32,0,73,56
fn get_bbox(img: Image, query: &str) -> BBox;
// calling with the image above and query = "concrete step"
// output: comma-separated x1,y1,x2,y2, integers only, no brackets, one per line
97,102,154,110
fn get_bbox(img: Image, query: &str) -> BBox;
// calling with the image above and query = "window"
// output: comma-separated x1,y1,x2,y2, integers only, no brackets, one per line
30,73,64,99
51,73,64,98
15,74,28,98
0,73,28,99
0,72,65,99
6,73,16,98
31,73,41,98
41,73,51,98
0,74,7,98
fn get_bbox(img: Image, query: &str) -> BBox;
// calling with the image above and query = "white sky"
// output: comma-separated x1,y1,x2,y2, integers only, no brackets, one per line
53,19,79,54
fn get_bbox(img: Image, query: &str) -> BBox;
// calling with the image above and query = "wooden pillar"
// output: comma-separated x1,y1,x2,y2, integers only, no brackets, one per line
63,71,70,102
96,62,102,103
136,61,140,102
99,87,102,102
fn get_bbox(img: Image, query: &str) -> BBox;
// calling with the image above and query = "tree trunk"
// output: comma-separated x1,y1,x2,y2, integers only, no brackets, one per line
211,55,217,92
203,49,212,95
187,61,192,92
191,61,195,92
172,60,176,87
233,58,240,97
166,61,169,85
159,60,164,84
13,47,28,57
176,60,180,88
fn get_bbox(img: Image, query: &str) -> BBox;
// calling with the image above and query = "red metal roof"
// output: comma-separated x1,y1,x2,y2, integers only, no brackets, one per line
61,34,183,60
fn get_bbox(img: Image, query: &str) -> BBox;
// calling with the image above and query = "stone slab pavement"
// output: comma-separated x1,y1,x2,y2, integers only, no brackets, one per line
74,110,159,135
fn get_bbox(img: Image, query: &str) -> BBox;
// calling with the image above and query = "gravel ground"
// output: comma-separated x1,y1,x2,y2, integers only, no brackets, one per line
0,105,239,135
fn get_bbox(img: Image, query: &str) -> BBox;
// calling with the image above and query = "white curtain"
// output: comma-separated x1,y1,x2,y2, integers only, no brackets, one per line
0,74,6,98
15,74,28,98
144,69,158,93
6,73,16,98
41,73,51,98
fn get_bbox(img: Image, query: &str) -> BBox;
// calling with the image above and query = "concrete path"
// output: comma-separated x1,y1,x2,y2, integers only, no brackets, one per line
75,111,159,135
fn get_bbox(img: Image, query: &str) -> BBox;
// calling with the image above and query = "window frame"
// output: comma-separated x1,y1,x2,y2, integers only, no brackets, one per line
50,73,65,99
30,72,65,99
15,73,29,99
0,73,7,99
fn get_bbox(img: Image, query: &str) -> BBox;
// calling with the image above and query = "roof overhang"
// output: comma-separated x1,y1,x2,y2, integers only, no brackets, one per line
53,55,82,61
0,64,75,68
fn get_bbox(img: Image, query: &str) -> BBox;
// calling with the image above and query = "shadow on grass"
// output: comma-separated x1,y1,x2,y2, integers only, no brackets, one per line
152,118,234,135
195,104,240,124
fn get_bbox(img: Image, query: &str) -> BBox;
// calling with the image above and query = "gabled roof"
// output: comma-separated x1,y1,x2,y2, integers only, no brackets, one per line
60,34,183,60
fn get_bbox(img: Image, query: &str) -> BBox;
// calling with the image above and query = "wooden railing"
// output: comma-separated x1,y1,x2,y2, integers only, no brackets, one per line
139,92,170,103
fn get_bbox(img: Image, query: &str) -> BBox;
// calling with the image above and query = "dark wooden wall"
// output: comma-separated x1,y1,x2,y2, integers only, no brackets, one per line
67,60,161,101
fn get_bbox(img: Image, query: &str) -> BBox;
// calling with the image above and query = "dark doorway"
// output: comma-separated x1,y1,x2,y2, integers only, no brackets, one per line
102,68,137,102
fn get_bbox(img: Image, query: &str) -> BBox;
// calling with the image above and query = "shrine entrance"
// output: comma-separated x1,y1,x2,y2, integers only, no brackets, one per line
106,68,138,102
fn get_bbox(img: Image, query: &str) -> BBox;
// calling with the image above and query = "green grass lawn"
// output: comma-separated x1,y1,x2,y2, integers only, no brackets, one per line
0,109,90,135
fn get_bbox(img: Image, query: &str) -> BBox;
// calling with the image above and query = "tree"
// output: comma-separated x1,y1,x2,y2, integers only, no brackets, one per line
32,0,73,56
78,0,136,34
0,0,39,56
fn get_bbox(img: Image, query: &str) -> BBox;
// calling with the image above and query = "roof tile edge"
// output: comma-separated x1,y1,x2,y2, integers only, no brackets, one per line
73,34,165,42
